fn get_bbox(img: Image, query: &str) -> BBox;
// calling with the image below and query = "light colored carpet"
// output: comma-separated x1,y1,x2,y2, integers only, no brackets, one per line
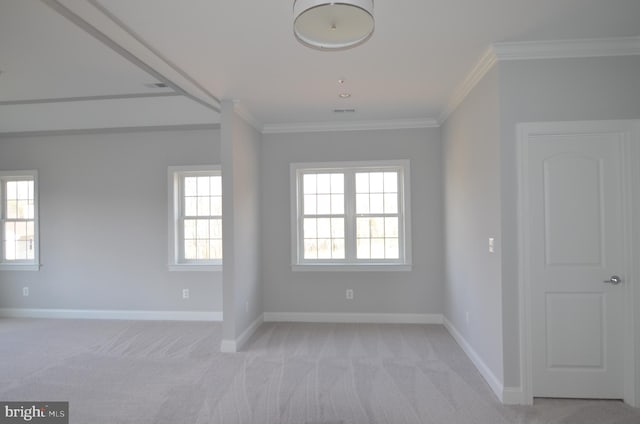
1,319,638,423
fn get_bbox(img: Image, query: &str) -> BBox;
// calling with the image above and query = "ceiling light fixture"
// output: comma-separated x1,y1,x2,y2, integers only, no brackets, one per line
339,93,351,98
293,0,374,50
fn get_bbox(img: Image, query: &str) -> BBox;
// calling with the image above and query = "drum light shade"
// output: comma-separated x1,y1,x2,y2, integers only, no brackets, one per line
293,0,374,50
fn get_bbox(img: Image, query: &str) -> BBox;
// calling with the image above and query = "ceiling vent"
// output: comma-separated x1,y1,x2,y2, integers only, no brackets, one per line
144,82,168,88
333,108,356,113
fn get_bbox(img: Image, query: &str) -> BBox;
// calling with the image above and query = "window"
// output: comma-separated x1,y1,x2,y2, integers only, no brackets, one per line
168,166,222,271
0,171,39,271
291,161,411,271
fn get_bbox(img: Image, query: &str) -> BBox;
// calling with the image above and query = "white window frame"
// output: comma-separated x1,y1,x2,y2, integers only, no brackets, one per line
168,165,222,272
0,170,40,271
290,160,412,271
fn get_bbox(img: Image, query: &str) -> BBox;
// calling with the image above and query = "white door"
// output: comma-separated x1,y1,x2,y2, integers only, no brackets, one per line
527,129,626,399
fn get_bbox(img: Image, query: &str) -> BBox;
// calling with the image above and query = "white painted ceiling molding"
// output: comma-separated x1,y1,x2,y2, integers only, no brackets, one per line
438,36,640,124
262,118,439,134
232,101,263,132
43,0,221,113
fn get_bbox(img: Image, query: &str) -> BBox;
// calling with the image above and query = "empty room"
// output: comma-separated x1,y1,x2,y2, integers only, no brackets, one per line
1,1,640,423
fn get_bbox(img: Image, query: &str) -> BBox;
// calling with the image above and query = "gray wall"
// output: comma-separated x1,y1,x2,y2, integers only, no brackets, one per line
221,102,262,343
260,128,444,315
498,56,640,387
442,66,504,382
0,128,223,312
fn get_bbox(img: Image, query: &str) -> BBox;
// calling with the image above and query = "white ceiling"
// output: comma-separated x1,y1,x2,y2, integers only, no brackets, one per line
1,0,639,133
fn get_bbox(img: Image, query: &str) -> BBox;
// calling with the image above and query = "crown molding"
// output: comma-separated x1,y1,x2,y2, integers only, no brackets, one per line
439,36,640,124
492,36,640,61
262,117,439,134
438,46,497,124
232,101,263,132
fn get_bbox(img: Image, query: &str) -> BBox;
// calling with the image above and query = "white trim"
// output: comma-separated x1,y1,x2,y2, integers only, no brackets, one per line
438,47,498,124
517,119,639,407
263,118,439,134
232,101,262,133
0,308,222,321
438,36,640,125
492,36,640,61
290,160,412,268
442,316,508,403
263,312,442,324
220,313,264,352
167,165,222,270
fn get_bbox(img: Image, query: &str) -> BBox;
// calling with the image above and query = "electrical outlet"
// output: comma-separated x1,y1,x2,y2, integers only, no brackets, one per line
346,289,354,300
23,287,29,297
488,237,495,253
182,289,189,299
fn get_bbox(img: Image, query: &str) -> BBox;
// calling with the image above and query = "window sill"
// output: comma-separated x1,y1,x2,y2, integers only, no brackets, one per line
0,263,40,272
168,264,222,272
292,263,412,272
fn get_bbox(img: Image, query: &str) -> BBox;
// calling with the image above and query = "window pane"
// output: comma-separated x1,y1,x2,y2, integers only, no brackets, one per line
356,194,369,214
370,217,384,237
371,238,385,259
17,181,30,199
332,239,345,259
185,197,197,216
369,172,384,193
184,219,196,239
356,218,370,238
331,194,344,214
185,240,197,259
184,177,197,196
196,220,209,239
303,174,316,194
331,218,344,238
210,219,222,238
26,221,34,239
316,194,331,214
211,176,222,195
304,218,317,238
15,221,27,240
384,172,398,192
331,173,344,193
385,217,399,237
15,241,27,260
317,239,332,258
6,200,17,219
197,197,210,216
317,174,331,194
6,181,17,200
370,193,384,213
384,193,398,214
385,238,399,259
211,196,222,216
209,240,222,259
304,195,316,215
304,239,318,259
197,240,209,259
357,238,370,259
197,176,210,196
317,218,331,238
355,173,368,193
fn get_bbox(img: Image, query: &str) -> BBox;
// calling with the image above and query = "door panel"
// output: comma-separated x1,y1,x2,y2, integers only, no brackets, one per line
529,132,625,399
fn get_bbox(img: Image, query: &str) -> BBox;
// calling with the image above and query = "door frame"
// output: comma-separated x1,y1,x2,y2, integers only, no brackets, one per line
517,120,639,407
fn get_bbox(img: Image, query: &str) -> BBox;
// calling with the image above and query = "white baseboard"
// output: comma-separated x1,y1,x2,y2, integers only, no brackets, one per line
263,312,443,324
0,308,223,322
442,316,521,404
220,313,264,353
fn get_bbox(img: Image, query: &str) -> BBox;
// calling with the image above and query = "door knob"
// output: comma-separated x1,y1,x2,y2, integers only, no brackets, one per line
603,275,622,285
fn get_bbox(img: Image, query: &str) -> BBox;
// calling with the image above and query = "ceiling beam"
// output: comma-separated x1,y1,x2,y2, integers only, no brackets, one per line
41,0,221,113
